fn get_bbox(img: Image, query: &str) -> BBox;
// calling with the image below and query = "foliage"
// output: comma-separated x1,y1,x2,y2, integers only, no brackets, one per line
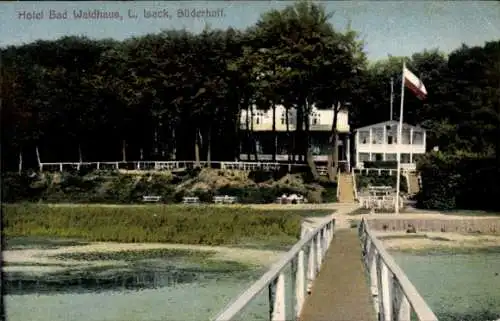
355,173,408,193
417,152,500,210
1,1,499,211
362,161,398,169
1,1,366,172
2,204,304,245
2,169,335,204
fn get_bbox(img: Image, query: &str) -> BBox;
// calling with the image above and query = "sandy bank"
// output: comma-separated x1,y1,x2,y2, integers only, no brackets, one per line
3,242,285,274
374,230,500,252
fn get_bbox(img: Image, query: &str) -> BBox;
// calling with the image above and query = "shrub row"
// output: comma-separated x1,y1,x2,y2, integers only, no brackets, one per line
417,153,500,211
355,172,408,193
2,169,333,204
2,204,303,245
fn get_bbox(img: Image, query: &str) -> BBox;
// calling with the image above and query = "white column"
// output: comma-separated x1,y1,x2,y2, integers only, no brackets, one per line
295,250,305,318
346,135,351,172
410,128,414,163
355,132,359,168
269,273,286,321
307,240,315,294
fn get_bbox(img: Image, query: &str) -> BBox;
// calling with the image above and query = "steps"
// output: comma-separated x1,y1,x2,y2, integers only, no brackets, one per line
338,173,355,203
408,172,421,195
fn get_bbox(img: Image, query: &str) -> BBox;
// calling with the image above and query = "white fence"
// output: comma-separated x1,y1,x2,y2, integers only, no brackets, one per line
38,161,310,172
212,218,335,321
358,218,438,321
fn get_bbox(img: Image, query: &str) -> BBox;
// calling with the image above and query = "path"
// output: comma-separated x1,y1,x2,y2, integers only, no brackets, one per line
299,229,377,321
296,203,376,321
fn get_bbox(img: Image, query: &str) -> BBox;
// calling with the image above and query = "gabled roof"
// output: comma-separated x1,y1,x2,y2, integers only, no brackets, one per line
354,120,424,132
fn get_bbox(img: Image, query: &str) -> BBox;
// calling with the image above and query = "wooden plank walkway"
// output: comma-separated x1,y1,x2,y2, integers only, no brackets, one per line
299,229,377,321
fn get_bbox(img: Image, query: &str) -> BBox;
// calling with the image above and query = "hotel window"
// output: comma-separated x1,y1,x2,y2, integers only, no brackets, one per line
402,128,411,144
385,153,397,161
372,128,383,144
413,131,423,145
359,131,369,144
401,153,411,163
310,112,320,125
280,111,289,125
359,153,370,161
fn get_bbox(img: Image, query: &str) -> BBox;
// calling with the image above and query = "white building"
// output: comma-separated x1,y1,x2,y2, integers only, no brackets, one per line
353,120,427,170
239,104,351,167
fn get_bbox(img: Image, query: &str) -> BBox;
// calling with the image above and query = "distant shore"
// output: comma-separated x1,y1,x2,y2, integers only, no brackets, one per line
374,230,500,254
3,241,285,275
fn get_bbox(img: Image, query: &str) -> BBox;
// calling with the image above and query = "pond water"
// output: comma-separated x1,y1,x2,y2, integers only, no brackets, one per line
392,252,500,321
4,236,277,321
6,237,500,321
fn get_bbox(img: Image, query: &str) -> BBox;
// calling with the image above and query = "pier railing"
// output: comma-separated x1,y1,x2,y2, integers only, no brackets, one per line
212,217,335,321
358,218,438,321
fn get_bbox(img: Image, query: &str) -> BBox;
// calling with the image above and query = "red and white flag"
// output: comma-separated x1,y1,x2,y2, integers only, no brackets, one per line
403,66,427,100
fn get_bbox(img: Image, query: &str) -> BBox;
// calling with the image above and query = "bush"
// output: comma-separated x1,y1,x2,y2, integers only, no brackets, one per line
356,172,408,193
2,173,47,202
318,180,338,202
2,204,303,245
417,152,500,211
362,161,398,169
3,168,329,204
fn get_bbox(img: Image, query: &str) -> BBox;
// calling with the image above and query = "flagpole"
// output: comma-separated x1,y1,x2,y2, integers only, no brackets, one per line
395,62,405,214
390,77,394,121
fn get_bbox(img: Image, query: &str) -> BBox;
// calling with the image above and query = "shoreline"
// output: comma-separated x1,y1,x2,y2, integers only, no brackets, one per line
374,230,500,253
3,242,286,274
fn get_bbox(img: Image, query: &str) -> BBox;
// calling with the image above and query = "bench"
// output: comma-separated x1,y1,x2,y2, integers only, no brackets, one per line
182,196,200,204
213,195,238,204
142,195,162,202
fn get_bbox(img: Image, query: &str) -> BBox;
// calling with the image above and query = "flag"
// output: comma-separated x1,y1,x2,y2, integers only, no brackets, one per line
403,66,427,100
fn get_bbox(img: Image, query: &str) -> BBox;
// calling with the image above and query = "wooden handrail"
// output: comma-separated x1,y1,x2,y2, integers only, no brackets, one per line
358,218,438,321
212,217,335,321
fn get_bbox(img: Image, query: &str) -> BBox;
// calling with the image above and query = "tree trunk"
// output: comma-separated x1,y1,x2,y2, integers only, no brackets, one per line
171,128,176,160
35,146,41,171
285,107,292,165
272,101,276,162
194,128,201,166
250,106,259,161
296,106,303,163
327,102,340,182
206,126,212,167
18,150,23,175
304,98,319,179
121,140,127,162
78,144,83,163
246,105,251,161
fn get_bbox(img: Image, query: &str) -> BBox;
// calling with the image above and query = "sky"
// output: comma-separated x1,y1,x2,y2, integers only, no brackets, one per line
0,1,499,61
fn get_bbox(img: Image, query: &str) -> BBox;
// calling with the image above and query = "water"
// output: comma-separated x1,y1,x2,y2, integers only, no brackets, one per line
4,237,309,321
5,264,265,321
392,252,500,321
4,237,271,321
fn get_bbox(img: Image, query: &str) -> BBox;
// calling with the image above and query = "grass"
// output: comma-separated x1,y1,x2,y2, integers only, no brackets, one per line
439,209,500,217
51,249,215,262
392,245,500,255
2,204,331,246
4,236,89,250
378,234,451,242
